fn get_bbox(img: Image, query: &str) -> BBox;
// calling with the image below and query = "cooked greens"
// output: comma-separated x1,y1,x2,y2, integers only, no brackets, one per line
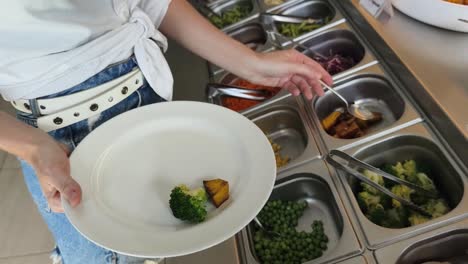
208,2,252,29
357,160,451,228
277,16,331,38
169,184,208,223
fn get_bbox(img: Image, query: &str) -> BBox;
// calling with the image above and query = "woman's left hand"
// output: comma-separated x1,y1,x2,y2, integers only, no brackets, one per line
243,49,333,100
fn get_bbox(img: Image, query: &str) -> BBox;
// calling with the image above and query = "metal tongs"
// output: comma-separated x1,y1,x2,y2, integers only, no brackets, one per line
207,83,269,101
261,13,327,25
262,26,328,60
326,150,438,217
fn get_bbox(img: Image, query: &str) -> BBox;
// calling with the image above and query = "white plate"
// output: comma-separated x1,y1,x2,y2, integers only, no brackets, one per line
62,101,276,258
392,0,468,33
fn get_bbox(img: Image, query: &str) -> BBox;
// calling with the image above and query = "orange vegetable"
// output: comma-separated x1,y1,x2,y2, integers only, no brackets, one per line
221,79,281,112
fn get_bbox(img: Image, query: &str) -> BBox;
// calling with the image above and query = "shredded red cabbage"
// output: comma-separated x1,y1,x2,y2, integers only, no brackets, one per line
313,54,356,75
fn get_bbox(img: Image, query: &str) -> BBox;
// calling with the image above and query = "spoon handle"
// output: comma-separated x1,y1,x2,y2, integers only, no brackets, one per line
319,80,349,108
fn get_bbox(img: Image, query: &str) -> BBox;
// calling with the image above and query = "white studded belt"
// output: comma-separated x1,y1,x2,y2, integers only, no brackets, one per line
11,68,144,132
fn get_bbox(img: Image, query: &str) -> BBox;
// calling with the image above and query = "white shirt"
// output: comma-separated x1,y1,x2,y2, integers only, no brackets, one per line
0,0,174,101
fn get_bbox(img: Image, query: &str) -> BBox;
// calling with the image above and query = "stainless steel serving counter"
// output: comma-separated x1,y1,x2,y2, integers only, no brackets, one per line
336,0,468,164
164,1,468,263
349,0,468,140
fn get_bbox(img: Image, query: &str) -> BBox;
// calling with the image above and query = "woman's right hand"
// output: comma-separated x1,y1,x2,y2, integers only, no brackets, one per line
28,138,82,213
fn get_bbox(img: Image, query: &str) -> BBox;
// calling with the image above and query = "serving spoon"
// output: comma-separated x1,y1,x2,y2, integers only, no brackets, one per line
319,80,377,121
253,217,283,237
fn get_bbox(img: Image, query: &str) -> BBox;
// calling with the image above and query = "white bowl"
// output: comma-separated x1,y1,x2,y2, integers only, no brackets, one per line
392,0,468,33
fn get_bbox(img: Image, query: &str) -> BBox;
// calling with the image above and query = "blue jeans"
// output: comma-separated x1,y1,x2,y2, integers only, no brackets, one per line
17,57,166,264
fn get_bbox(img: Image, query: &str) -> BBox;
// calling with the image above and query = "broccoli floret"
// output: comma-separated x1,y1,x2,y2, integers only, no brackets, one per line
391,162,407,180
169,184,208,223
366,203,386,225
357,191,382,211
408,212,430,226
384,160,419,182
403,160,418,181
360,169,385,195
382,207,409,228
414,172,436,191
408,172,437,206
423,199,450,218
390,185,414,208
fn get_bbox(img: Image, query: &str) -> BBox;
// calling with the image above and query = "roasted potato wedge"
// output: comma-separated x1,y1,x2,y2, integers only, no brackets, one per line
321,110,342,132
203,179,226,196
203,178,230,207
211,182,229,208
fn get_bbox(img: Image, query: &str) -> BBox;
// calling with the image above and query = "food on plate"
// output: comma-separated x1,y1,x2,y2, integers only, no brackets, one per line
253,200,329,263
221,79,281,112
169,179,231,222
269,138,290,168
208,2,252,29
264,0,285,7
169,184,208,223
357,160,451,228
444,0,468,5
313,53,356,75
203,178,230,208
321,108,383,139
277,17,331,38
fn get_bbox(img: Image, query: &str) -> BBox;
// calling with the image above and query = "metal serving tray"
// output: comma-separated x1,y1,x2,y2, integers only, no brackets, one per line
264,0,345,43
286,23,378,80
245,95,321,172
207,0,260,31
256,0,297,13
207,23,379,105
336,254,375,264
373,218,468,264
305,64,422,152
208,69,291,113
329,123,468,249
208,21,275,76
207,0,351,77
236,159,362,264
209,21,375,77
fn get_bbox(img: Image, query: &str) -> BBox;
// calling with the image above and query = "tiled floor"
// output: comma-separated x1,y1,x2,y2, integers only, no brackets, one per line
1,99,56,264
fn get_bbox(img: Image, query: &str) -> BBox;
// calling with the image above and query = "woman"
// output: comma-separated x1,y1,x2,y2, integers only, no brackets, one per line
0,0,332,263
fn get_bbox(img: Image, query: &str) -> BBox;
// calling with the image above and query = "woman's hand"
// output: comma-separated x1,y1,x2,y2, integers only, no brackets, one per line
28,139,82,213
159,0,332,100
243,50,333,100
0,111,82,213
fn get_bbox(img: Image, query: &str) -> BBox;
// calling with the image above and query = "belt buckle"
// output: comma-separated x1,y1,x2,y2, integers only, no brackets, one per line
28,99,42,118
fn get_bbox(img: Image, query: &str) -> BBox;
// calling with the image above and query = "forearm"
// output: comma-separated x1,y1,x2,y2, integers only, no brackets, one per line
159,0,258,79
0,111,46,163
